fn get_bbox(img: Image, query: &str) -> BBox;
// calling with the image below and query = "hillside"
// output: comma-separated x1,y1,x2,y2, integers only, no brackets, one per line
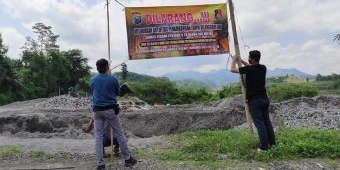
163,68,314,88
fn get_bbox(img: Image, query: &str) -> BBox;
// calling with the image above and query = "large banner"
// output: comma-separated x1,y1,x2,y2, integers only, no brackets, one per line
125,3,229,60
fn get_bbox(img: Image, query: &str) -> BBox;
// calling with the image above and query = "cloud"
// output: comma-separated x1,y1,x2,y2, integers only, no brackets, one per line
255,40,340,75
0,27,26,59
235,0,340,34
0,0,339,76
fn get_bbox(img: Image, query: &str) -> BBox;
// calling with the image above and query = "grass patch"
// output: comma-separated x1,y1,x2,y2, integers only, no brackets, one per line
159,128,340,162
0,145,23,157
274,128,340,159
159,130,256,161
0,145,47,159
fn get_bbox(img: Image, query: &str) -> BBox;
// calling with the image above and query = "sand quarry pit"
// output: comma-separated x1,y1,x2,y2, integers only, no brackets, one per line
0,95,339,169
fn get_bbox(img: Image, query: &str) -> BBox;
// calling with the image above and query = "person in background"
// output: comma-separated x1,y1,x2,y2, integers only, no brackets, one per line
91,58,137,170
84,116,120,157
230,50,276,152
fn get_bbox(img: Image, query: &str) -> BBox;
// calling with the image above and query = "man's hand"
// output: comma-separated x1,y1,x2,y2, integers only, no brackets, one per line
230,55,240,73
232,55,240,61
233,55,250,66
84,117,94,133
118,84,133,97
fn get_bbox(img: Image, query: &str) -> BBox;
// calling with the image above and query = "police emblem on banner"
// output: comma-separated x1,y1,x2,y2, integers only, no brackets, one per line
133,12,142,24
214,9,222,20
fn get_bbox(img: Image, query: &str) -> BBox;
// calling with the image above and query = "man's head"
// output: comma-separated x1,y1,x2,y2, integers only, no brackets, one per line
248,50,261,64
96,58,109,73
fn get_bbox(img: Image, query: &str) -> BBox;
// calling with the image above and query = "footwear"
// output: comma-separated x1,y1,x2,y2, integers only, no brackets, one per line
103,153,110,158
97,165,105,170
125,156,137,167
113,145,120,155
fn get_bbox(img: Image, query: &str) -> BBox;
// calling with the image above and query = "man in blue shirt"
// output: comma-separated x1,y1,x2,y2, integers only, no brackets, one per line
91,58,137,169
230,50,276,152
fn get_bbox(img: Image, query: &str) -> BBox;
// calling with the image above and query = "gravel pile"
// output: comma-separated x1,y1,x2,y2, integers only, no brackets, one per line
233,95,340,131
1,95,340,169
35,95,92,110
34,95,152,111
272,95,340,129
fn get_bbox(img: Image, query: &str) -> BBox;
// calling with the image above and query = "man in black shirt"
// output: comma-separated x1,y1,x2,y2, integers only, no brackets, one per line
230,50,275,151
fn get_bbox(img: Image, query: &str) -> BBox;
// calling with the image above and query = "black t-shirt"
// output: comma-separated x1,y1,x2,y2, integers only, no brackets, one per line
239,64,267,100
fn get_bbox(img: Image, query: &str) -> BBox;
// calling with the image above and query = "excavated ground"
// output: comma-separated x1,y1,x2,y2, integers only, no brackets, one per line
0,95,339,169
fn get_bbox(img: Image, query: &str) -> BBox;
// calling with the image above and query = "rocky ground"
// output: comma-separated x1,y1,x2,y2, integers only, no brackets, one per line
0,95,339,170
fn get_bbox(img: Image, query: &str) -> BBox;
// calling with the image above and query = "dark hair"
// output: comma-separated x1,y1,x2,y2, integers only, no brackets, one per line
96,58,109,73
249,50,261,61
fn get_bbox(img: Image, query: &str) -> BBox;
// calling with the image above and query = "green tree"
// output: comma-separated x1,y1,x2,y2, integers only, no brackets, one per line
0,57,20,92
76,74,93,96
22,23,59,54
28,53,50,97
63,49,91,88
19,23,61,97
218,83,242,99
129,77,178,104
1,23,92,104
267,83,318,102
0,34,21,104
33,23,59,53
47,50,70,95
21,36,39,53
0,33,8,56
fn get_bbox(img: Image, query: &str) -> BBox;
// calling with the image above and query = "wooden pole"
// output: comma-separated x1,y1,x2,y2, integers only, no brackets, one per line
106,0,111,61
105,0,114,162
228,0,254,137
110,128,114,162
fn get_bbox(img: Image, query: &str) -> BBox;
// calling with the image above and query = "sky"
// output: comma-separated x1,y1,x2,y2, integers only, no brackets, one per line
0,0,339,76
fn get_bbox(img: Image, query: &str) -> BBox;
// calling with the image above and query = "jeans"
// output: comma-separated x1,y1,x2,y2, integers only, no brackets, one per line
94,109,130,166
248,97,276,150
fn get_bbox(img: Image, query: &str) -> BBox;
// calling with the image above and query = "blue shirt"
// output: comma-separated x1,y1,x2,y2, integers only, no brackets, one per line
90,73,119,107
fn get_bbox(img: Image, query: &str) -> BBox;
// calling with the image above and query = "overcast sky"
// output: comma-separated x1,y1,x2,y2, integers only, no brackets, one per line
0,0,339,76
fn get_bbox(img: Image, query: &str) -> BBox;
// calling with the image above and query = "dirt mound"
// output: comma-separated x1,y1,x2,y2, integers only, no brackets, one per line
0,95,339,139
1,95,340,169
30,95,152,111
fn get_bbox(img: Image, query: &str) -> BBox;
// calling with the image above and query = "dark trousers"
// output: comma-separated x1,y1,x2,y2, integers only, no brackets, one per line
248,97,276,150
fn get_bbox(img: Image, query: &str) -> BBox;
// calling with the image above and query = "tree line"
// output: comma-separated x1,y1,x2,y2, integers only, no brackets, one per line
0,23,91,105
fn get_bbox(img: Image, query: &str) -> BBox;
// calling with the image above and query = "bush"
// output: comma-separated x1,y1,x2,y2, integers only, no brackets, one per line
218,83,242,99
267,83,318,102
0,93,8,105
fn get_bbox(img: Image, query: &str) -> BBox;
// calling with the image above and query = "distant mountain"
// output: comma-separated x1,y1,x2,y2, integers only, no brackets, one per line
267,68,313,78
163,68,314,89
164,69,239,88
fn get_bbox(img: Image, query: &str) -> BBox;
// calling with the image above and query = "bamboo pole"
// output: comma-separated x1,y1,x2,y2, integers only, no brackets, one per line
105,0,114,162
110,128,114,162
228,0,254,137
106,0,111,61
